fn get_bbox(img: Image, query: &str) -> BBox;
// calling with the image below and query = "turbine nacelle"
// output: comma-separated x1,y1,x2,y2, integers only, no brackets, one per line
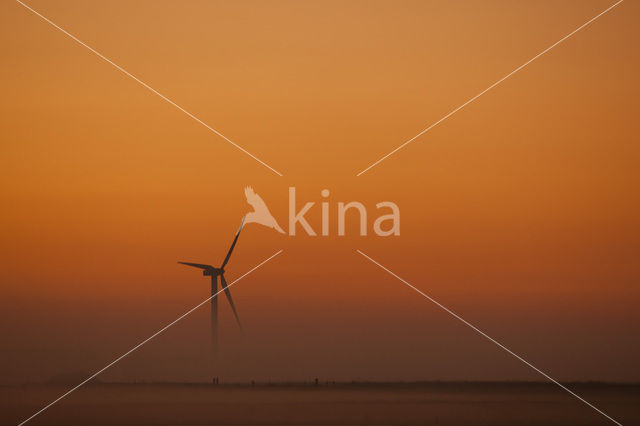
203,267,224,277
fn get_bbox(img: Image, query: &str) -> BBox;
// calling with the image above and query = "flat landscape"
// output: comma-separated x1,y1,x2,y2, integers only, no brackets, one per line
3,382,639,426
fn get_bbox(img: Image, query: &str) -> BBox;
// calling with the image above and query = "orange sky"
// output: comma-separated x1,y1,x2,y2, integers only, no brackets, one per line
1,0,639,384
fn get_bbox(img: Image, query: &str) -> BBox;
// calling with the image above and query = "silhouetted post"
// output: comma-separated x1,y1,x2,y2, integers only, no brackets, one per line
314,378,319,386
211,275,219,357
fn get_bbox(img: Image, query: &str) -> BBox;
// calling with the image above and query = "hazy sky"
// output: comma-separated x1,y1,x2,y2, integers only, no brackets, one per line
1,0,639,384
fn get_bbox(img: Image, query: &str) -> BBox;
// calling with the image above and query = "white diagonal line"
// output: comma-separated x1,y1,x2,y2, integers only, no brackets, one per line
15,0,283,177
356,249,622,426
356,0,624,176
17,249,283,426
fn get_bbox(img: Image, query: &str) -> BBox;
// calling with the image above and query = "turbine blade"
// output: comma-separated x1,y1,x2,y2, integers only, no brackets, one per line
220,274,242,331
178,262,213,270
221,216,246,268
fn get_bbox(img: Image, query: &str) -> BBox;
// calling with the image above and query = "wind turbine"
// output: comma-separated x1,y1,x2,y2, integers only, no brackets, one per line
179,217,245,355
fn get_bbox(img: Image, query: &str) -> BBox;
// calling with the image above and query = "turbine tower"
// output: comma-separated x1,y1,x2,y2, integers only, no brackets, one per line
179,217,245,356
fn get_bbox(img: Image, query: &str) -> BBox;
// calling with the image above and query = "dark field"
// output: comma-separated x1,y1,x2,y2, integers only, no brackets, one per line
3,382,639,425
